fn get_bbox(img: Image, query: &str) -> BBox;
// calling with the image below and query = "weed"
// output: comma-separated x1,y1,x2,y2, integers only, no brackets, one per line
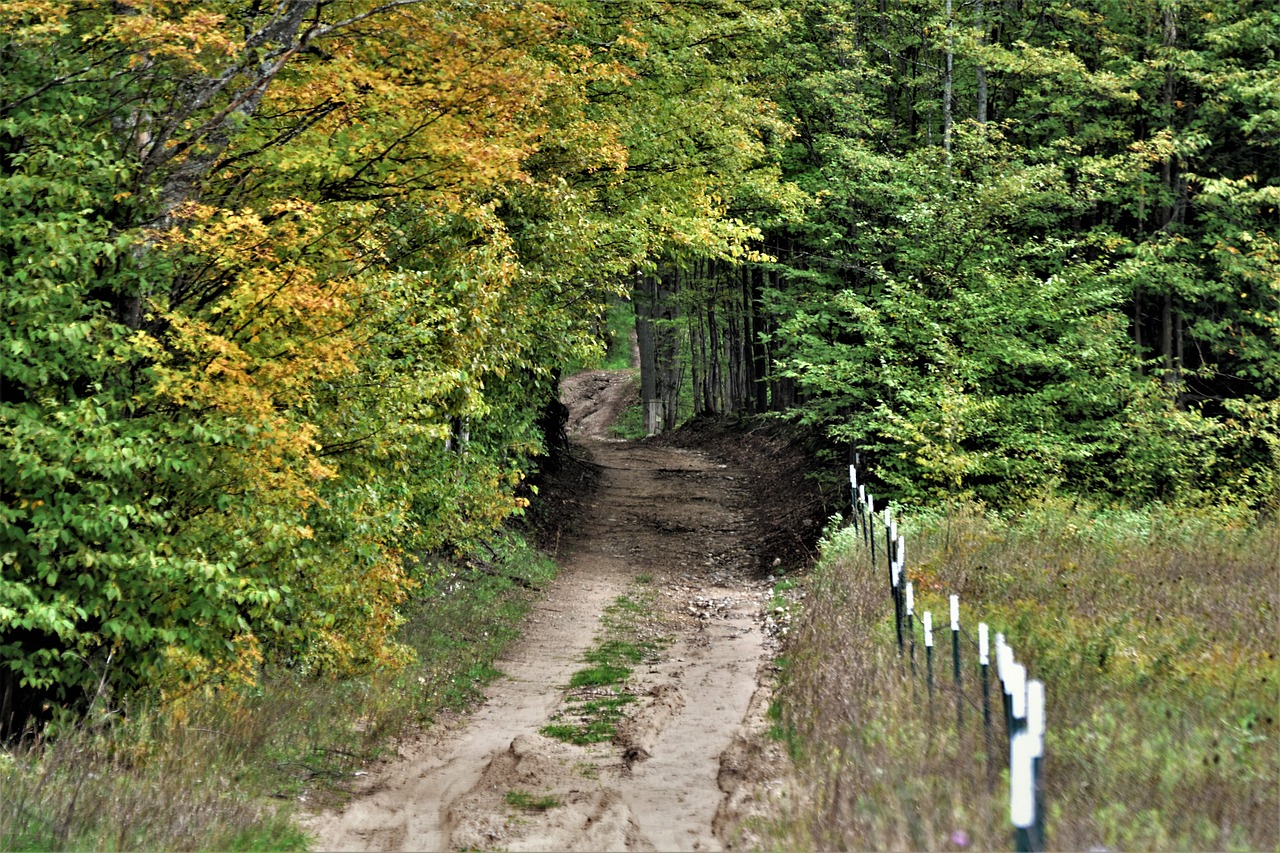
0,532,558,851
504,789,561,811
569,664,632,689
541,582,670,746
767,502,1279,851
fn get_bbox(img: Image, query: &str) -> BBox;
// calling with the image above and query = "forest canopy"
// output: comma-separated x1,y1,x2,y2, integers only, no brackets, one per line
1,0,1276,715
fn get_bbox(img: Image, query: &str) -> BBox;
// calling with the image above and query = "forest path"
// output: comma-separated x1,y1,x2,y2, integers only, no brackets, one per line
306,369,791,851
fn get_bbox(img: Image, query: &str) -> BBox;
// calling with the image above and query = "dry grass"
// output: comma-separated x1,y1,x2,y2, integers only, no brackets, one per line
0,533,557,851
769,500,1279,851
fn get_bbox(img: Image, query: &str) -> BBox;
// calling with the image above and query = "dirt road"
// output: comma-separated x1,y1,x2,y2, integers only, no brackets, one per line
307,369,800,851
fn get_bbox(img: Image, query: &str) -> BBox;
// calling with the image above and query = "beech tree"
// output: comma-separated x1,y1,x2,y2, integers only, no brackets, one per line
0,0,796,721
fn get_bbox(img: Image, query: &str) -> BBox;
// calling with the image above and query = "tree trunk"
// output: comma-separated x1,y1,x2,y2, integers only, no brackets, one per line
975,0,988,125
943,0,954,157
658,267,681,431
635,271,661,435
750,265,769,413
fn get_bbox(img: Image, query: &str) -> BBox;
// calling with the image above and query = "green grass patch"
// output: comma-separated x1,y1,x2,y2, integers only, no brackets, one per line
505,789,562,811
541,583,670,746
568,663,632,689
607,394,647,440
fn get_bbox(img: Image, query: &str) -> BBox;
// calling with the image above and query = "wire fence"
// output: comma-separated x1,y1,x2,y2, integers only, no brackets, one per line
847,459,1047,852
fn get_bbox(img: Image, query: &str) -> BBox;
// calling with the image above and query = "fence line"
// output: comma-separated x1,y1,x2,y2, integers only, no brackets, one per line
848,460,1046,852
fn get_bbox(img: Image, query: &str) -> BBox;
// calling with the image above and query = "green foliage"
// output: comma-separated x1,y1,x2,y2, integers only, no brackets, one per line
0,44,277,697
767,129,1157,503
1,0,792,711
0,531,554,850
754,0,1279,512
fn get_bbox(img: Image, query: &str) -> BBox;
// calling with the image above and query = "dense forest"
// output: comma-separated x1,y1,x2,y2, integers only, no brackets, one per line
2,0,1276,725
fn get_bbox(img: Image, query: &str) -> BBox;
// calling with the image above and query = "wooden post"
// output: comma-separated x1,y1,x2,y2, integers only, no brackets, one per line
886,509,903,654
996,633,1013,737
858,486,869,546
867,492,876,573
896,534,906,654
848,463,858,525
892,553,904,654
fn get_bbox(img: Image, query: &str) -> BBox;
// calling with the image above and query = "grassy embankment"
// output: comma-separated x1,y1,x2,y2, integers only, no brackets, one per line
0,533,556,851
767,500,1279,851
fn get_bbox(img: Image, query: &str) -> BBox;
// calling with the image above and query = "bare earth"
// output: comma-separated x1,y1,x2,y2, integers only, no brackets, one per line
306,368,797,852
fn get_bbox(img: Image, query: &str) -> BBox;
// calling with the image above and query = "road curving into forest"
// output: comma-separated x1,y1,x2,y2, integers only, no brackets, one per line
306,368,801,851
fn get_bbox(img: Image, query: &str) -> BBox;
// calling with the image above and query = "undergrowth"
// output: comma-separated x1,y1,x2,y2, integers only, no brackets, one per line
0,532,556,851
768,499,1279,851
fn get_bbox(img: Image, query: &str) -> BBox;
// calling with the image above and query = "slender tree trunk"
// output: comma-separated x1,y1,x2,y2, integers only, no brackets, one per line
750,265,769,413
944,0,954,157
689,311,703,416
1134,291,1145,374
635,271,660,435
1159,0,1181,396
975,0,988,124
658,267,681,430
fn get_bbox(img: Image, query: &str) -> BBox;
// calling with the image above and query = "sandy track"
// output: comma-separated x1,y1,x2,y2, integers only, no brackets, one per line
306,370,785,852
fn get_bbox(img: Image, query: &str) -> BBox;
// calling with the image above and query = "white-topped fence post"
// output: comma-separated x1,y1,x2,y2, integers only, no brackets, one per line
1027,679,1046,850
950,594,963,728
906,581,916,677
979,622,995,782
923,610,935,709
1009,669,1037,852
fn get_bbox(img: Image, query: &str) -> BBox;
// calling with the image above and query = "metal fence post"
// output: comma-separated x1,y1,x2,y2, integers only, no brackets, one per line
906,581,916,677
950,594,963,729
979,622,994,783
924,611,935,710
1008,665,1036,852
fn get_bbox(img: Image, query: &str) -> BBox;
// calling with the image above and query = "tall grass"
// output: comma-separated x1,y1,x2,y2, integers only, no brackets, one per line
770,500,1279,851
0,532,557,850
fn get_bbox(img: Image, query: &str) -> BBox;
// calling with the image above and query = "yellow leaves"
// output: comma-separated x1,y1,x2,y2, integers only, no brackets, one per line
112,2,242,74
0,1,73,39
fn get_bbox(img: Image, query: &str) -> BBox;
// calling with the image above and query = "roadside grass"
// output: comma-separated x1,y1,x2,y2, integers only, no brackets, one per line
0,532,557,851
608,396,647,440
541,584,669,746
768,499,1279,851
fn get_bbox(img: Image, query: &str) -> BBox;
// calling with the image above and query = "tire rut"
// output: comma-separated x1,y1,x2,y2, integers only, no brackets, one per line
306,375,785,852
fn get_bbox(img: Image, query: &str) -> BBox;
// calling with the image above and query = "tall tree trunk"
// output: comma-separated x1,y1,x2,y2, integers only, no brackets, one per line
750,265,769,413
1134,291,1145,374
943,0,954,157
658,267,681,431
635,271,661,435
975,0,988,124
1159,0,1182,396
689,311,703,416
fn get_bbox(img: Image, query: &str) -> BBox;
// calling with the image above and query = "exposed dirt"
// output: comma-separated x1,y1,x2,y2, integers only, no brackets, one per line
306,369,829,852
